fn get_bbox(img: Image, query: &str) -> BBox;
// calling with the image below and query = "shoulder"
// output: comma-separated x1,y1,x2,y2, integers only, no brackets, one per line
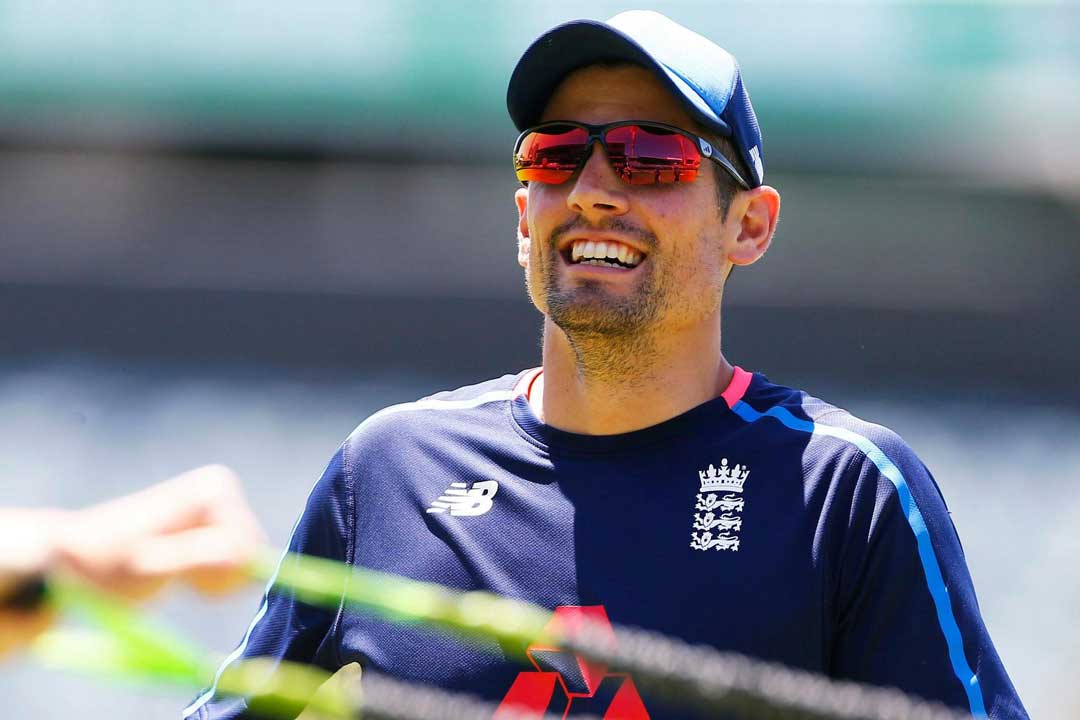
744,376,963,549
737,372,927,483
341,371,526,452
418,373,525,404
739,374,960,556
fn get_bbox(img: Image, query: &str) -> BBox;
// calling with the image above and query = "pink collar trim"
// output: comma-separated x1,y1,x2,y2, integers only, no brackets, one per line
720,366,753,409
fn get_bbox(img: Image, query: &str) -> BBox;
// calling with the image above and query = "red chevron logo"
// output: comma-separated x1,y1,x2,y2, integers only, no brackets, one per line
495,606,649,719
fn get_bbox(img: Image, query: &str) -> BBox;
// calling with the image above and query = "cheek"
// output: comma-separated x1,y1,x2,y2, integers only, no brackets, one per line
657,209,726,284
527,188,570,253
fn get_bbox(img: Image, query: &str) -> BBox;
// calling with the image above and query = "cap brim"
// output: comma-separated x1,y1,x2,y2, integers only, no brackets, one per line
507,20,728,135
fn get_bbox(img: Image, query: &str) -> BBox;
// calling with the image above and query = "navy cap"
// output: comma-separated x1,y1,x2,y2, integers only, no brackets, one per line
507,10,765,187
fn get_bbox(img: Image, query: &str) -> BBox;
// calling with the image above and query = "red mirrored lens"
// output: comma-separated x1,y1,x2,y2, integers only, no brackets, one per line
605,125,701,184
515,127,589,184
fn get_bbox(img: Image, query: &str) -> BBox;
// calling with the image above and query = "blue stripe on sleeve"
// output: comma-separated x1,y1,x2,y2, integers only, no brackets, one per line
730,400,987,718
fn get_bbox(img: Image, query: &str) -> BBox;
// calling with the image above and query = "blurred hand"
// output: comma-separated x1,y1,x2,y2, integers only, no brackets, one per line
52,464,266,599
0,508,63,657
0,464,266,658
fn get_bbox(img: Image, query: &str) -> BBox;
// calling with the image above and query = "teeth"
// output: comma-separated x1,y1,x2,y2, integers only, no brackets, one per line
568,239,644,267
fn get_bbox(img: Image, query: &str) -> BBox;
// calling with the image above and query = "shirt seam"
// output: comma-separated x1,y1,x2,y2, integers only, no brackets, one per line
825,448,868,672
329,442,356,668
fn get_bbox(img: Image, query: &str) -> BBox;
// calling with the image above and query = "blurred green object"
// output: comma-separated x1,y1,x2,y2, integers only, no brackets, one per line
42,574,208,686
33,574,353,718
0,0,1076,179
33,627,353,719
33,627,207,690
27,549,560,718
30,551,980,720
258,549,554,656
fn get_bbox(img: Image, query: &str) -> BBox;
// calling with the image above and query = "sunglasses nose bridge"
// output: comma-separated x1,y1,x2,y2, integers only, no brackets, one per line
575,138,620,182
565,142,632,217
576,135,603,168
562,136,609,181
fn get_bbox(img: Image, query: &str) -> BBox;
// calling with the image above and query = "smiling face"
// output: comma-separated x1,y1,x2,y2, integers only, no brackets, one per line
515,64,739,342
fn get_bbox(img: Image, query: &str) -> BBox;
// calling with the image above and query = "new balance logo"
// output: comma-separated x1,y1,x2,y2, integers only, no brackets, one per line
425,480,499,517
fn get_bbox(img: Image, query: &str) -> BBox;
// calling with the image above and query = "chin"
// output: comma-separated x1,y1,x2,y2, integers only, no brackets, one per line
546,293,658,338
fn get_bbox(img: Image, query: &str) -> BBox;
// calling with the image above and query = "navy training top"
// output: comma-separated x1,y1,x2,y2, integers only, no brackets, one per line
183,367,1027,720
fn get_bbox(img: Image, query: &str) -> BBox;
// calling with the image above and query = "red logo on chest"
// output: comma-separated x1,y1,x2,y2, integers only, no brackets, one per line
496,606,650,719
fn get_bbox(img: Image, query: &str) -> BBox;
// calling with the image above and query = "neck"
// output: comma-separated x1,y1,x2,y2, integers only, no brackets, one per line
531,311,733,434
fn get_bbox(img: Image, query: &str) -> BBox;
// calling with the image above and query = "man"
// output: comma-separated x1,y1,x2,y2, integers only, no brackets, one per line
186,11,1027,719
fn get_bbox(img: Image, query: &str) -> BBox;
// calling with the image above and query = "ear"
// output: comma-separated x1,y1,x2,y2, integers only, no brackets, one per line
728,185,780,267
515,187,530,269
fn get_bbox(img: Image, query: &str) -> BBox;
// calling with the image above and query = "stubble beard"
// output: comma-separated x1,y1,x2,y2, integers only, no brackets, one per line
538,228,668,386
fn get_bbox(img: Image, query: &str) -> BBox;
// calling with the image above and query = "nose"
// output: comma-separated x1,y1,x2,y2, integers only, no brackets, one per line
565,142,630,219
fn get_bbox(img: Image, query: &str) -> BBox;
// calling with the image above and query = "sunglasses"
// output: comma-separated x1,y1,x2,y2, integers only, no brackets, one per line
513,120,750,189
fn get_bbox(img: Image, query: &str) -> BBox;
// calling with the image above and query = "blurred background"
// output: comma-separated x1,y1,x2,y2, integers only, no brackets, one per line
1,0,1077,717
